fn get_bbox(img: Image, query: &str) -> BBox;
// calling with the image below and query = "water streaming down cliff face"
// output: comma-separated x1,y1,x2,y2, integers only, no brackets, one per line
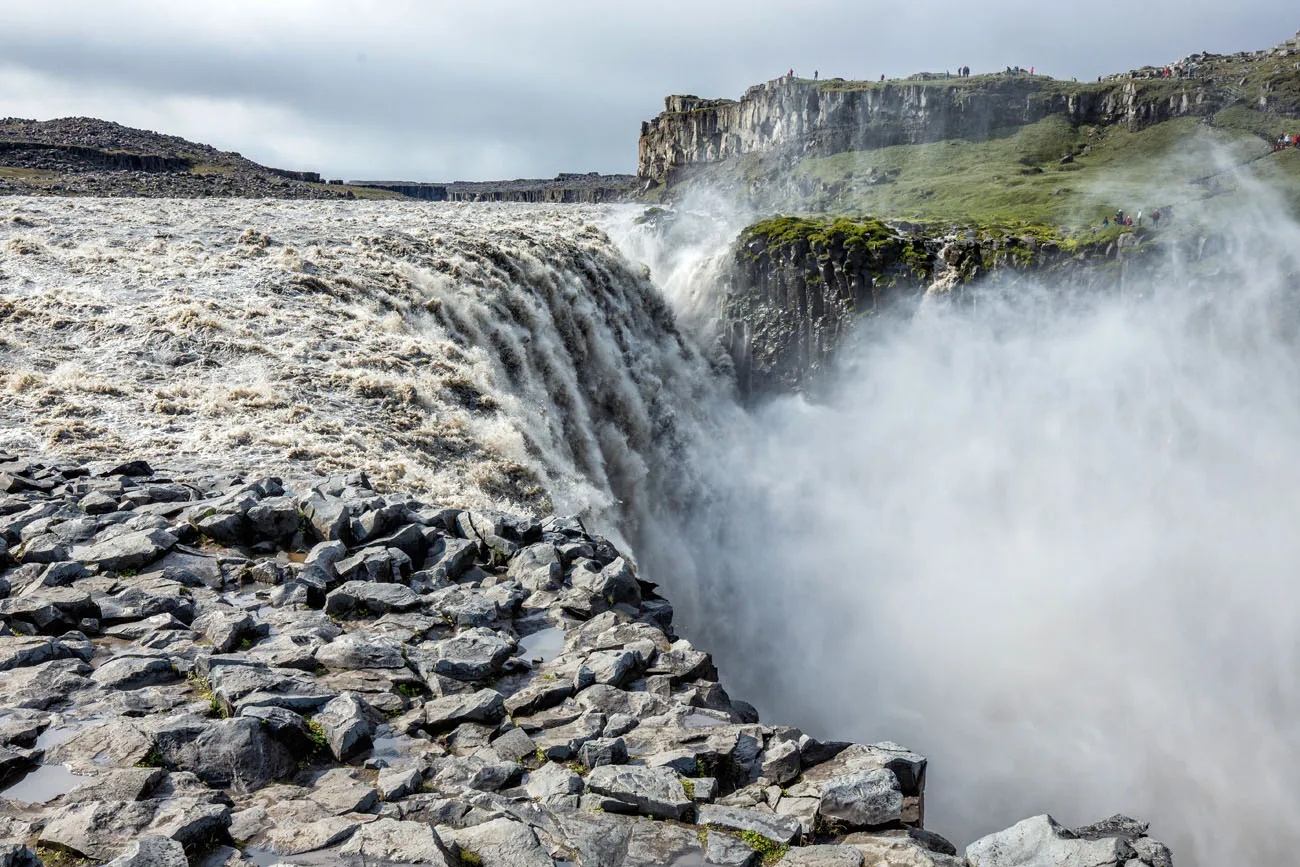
0,199,728,555
607,192,1300,866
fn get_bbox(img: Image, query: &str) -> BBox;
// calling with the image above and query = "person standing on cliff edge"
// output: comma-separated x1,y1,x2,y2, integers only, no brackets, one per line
813,70,818,80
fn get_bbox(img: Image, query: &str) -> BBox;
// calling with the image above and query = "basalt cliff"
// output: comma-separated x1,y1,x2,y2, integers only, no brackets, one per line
637,32,1300,189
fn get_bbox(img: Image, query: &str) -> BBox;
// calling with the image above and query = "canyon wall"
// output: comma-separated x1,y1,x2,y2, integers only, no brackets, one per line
638,76,1234,185
719,217,1157,398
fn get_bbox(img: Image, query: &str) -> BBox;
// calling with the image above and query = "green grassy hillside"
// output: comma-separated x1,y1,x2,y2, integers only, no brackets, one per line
713,111,1300,226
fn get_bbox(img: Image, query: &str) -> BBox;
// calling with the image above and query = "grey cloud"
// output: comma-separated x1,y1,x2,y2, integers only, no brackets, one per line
1,0,1296,179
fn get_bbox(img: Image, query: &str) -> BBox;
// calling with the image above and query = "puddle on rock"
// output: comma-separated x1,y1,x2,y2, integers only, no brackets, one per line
34,722,90,750
370,724,417,763
242,848,277,867
0,763,91,803
518,626,564,663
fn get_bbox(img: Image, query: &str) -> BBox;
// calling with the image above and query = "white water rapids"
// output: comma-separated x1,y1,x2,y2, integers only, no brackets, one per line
3,195,1299,865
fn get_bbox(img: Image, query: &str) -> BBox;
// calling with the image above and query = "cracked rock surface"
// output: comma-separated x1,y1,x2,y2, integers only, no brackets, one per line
0,452,1171,866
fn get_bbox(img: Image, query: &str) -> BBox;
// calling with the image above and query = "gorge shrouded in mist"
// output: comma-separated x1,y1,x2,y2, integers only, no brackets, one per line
606,175,1300,866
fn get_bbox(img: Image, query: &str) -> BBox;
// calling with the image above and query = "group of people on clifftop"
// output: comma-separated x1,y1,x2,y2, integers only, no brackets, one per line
1101,206,1166,230
1274,133,1300,151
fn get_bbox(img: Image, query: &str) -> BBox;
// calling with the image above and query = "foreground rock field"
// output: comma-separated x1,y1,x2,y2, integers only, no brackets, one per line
0,452,1171,866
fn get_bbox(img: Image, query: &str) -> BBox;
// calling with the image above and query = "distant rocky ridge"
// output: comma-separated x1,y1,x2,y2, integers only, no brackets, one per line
637,31,1300,188
0,117,351,200
0,451,1173,867
351,173,638,204
0,117,638,204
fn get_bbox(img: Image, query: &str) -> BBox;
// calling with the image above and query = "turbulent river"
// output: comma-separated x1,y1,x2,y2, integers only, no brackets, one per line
3,196,1299,865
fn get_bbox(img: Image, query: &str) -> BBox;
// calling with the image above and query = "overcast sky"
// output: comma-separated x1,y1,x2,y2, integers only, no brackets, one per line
2,2,1295,181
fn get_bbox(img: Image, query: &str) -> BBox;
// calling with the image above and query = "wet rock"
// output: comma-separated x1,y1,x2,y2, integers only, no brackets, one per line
191,608,255,653
63,768,166,805
489,726,536,763
0,658,93,709
843,833,963,866
429,754,520,792
424,587,499,627
761,738,802,785
705,829,761,867
240,705,316,757
585,764,691,820
0,635,80,670
265,815,366,855
0,845,40,867
574,649,640,689
245,496,300,541
413,628,514,682
570,556,642,607
301,492,352,543
422,536,477,580
503,677,573,717
47,719,155,771
79,492,118,515
308,769,379,813
578,736,628,768
2,587,100,634
377,766,423,801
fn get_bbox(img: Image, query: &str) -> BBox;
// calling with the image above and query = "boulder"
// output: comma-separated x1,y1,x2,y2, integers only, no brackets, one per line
183,716,297,792
37,798,230,861
412,628,514,682
76,529,177,572
966,815,1136,867
524,761,584,800
325,581,421,616
818,769,904,830
442,817,551,867
423,688,506,732
585,764,691,820
336,818,453,864
506,543,563,591
698,803,803,846
90,655,180,691
315,633,407,670
312,693,376,761
103,835,189,867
